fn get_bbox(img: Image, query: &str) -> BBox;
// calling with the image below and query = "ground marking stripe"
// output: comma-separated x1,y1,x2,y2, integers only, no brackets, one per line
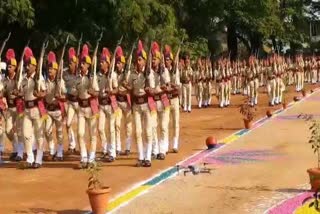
101,90,320,213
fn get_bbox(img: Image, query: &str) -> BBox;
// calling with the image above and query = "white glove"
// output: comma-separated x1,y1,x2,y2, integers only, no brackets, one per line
0,62,6,71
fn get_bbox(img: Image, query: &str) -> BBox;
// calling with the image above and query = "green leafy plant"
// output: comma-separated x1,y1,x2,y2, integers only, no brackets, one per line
239,100,257,121
302,189,320,211
309,190,320,211
85,161,103,190
298,114,320,168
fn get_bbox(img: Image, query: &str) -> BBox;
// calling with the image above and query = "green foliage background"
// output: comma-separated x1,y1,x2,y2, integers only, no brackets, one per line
0,0,319,59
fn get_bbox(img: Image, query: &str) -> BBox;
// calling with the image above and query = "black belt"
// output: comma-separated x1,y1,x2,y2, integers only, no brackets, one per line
78,99,90,108
67,94,78,102
98,97,111,106
116,94,127,102
133,95,148,105
25,100,38,109
167,93,179,99
7,98,16,108
45,102,60,111
181,80,191,84
153,94,162,101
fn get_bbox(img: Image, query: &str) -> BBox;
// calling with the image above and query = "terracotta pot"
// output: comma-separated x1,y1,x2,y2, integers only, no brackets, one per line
266,110,272,118
243,119,252,129
87,186,111,214
307,168,320,192
293,96,301,102
282,103,287,109
206,136,217,149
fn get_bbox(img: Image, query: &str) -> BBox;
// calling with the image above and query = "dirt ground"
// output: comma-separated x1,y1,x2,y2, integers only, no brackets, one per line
115,87,320,214
0,83,318,214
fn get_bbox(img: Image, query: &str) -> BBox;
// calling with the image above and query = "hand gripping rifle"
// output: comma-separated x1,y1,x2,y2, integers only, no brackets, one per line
57,35,70,96
16,40,30,90
124,38,138,82
36,38,49,92
108,36,123,89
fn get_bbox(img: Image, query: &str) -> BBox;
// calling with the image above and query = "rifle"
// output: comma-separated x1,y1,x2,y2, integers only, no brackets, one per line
160,39,165,71
57,35,70,95
145,41,153,79
16,40,30,90
0,32,11,60
173,37,184,85
36,38,49,92
108,36,123,80
124,38,138,82
76,33,83,72
91,32,103,91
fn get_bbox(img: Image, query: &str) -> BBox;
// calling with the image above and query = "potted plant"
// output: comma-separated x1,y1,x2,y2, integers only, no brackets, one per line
85,161,111,214
299,114,320,191
239,100,256,129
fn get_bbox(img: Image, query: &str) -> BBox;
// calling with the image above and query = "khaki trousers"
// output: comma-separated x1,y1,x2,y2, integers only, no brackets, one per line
23,107,45,164
296,72,304,91
249,79,259,105
182,83,192,111
66,101,78,149
275,78,284,104
169,97,180,150
232,76,237,94
133,103,152,161
115,101,132,152
196,82,203,107
155,100,170,155
237,76,242,93
312,69,317,83
5,107,24,157
217,82,225,107
78,107,97,162
224,81,231,105
151,112,159,155
45,110,64,157
267,79,276,105
203,82,210,105
0,117,4,157
98,104,116,157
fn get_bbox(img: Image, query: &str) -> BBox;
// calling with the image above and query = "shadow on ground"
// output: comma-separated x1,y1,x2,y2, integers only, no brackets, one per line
15,208,89,214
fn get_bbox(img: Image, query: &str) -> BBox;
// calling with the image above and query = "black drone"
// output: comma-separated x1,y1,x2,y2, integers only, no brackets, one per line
176,162,214,176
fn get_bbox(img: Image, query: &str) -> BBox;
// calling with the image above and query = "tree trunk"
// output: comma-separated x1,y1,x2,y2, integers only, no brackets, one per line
227,23,238,61
271,35,277,53
250,33,262,57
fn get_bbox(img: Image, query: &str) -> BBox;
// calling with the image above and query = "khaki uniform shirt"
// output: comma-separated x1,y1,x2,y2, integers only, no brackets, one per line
21,73,46,101
3,76,17,100
45,78,66,104
116,69,128,94
63,71,78,96
97,72,118,97
128,70,148,97
149,68,170,94
180,66,193,83
168,67,181,86
76,73,99,100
